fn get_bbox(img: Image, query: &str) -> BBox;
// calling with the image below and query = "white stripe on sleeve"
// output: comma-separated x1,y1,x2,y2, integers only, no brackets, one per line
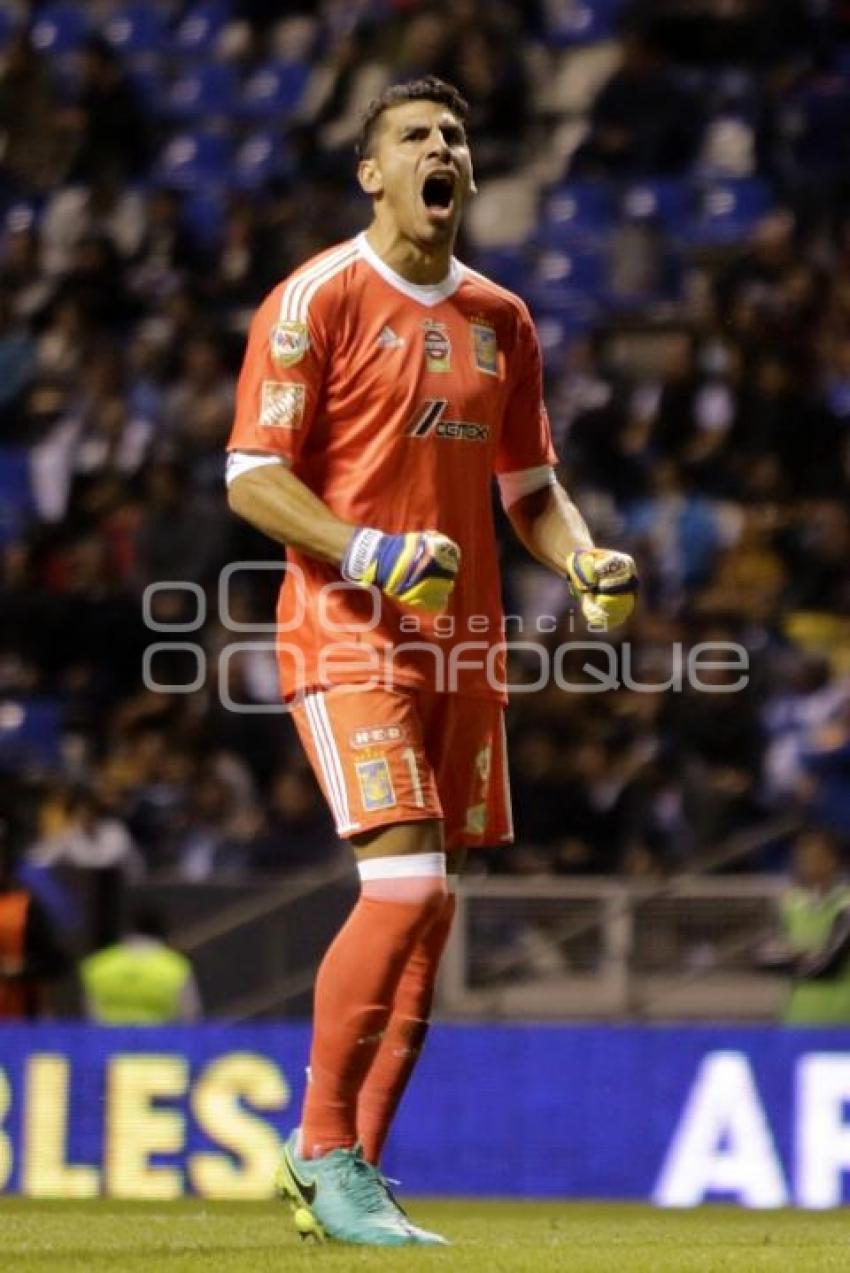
226,451,284,486
497,464,556,510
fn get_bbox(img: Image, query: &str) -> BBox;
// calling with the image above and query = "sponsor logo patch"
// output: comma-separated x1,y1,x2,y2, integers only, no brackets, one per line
406,399,490,442
423,320,451,372
270,320,309,367
471,321,499,376
260,381,305,429
356,758,397,812
350,725,405,749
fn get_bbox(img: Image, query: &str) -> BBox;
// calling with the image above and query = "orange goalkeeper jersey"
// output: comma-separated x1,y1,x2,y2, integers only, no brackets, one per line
227,233,557,703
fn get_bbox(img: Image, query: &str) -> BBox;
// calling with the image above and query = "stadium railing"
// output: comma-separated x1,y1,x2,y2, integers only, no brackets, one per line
124,815,798,1022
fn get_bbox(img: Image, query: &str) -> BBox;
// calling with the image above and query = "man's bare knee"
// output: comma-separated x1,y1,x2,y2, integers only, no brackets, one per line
351,819,444,861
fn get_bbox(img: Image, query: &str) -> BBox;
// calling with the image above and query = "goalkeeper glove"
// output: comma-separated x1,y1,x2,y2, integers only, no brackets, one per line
342,527,461,612
566,548,638,629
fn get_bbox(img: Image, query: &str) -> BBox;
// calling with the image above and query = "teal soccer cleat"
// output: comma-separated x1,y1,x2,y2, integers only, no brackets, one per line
275,1131,447,1246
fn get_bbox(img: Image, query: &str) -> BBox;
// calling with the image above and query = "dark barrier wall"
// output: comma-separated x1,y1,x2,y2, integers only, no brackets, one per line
1,1024,850,1206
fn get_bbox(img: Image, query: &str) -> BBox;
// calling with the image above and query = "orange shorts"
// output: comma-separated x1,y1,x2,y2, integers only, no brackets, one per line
291,686,513,852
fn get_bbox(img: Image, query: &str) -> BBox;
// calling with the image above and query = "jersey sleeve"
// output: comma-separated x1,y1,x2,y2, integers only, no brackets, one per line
494,304,558,475
227,280,331,464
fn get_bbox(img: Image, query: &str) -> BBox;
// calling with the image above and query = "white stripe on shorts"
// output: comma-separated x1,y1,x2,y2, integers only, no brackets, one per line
304,691,355,834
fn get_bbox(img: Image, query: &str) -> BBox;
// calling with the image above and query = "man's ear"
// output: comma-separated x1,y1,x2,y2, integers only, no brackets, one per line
358,158,382,197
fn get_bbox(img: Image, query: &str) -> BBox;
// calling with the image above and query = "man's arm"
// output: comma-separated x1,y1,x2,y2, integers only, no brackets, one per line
227,461,352,565
227,459,460,612
506,480,594,571
505,477,637,627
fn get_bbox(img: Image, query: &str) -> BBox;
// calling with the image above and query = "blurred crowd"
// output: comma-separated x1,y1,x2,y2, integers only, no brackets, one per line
1,0,850,908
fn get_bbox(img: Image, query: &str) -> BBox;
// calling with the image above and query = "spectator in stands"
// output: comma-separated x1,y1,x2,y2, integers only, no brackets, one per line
0,285,34,432
800,698,850,837
438,22,529,176
775,828,850,1024
134,459,227,586
572,28,702,177
80,906,201,1024
250,765,342,873
67,38,151,181
162,333,235,485
0,32,73,196
28,785,141,948
0,838,68,1020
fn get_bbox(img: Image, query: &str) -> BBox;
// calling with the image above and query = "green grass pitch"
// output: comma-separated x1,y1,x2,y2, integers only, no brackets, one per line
2,1198,848,1272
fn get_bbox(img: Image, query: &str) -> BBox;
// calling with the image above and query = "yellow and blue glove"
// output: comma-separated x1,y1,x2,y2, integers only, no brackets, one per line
566,548,638,628
342,527,461,612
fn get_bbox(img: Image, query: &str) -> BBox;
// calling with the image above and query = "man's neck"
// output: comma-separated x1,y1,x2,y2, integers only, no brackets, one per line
365,223,453,286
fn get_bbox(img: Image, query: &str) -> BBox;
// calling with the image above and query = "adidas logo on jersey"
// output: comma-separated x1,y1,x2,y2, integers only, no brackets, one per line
377,325,404,349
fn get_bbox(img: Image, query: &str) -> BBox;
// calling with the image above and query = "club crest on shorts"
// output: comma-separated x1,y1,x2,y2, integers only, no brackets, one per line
260,380,305,429
471,321,499,376
465,802,487,835
423,321,451,373
270,320,309,367
475,743,492,783
356,757,396,811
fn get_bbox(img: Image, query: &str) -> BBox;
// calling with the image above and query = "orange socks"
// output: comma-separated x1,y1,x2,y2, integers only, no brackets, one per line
357,893,457,1164
300,887,446,1160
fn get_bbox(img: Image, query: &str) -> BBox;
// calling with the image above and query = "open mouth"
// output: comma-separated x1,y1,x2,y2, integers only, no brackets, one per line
421,173,456,220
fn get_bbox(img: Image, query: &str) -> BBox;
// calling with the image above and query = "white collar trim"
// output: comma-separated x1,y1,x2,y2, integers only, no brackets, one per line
357,232,462,306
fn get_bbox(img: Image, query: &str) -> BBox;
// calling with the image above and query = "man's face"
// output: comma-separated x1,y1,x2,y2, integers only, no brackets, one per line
795,833,840,889
359,99,475,248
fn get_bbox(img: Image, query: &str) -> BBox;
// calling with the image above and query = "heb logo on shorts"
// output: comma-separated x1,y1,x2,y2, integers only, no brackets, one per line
356,758,396,811
349,726,405,748
407,399,490,443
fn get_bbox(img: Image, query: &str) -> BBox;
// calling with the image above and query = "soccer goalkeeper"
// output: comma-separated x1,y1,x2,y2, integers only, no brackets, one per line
226,76,637,1246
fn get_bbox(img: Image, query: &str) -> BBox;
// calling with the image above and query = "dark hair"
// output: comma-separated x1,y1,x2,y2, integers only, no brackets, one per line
356,75,469,159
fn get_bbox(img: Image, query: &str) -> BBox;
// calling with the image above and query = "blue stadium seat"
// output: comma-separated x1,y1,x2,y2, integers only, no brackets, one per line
233,132,294,190
30,3,91,56
469,248,527,294
181,187,226,250
126,60,167,115
535,310,596,366
155,131,232,188
0,698,62,772
537,181,618,248
688,178,773,246
621,178,693,234
782,77,850,176
0,6,19,50
545,0,625,47
166,63,237,121
238,60,311,122
525,248,608,311
3,202,39,235
102,5,168,57
173,0,232,59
